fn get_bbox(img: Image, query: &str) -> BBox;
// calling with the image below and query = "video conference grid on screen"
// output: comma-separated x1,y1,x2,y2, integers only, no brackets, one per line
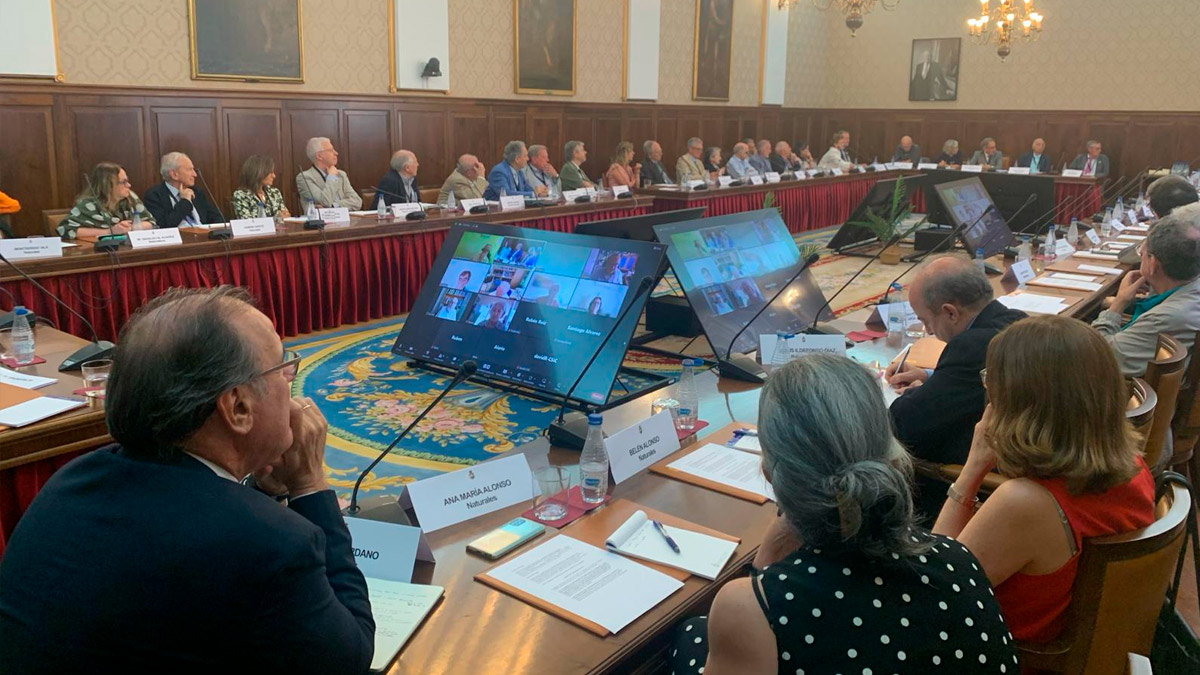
654,209,832,356
392,222,666,405
935,177,1015,257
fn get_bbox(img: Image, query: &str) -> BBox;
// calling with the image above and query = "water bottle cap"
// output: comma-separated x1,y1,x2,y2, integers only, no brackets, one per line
775,330,789,338
14,306,27,316
587,413,603,425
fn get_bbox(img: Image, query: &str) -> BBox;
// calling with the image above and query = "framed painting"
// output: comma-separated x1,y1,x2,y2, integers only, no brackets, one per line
909,38,960,102
693,0,733,101
188,0,304,83
514,0,576,95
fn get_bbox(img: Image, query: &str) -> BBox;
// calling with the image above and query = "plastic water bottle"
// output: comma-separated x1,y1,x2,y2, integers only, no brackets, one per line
305,199,318,220
1041,225,1058,267
771,331,793,371
675,359,699,431
579,414,609,504
131,211,141,230
886,314,903,348
11,307,35,366
1135,191,1146,214
1114,197,1125,224
974,247,986,272
1101,208,1114,239
376,193,388,218
1066,218,1079,246
499,187,508,199
257,202,266,219
1016,236,1033,287
446,191,457,212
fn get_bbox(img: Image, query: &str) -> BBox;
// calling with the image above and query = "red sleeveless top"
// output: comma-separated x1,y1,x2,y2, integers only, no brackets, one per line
993,458,1155,643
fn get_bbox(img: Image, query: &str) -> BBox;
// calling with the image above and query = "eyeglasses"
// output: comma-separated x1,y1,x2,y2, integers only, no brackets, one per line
1136,241,1148,257
257,350,302,383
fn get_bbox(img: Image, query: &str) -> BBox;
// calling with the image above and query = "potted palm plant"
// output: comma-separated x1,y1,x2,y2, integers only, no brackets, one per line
846,177,922,265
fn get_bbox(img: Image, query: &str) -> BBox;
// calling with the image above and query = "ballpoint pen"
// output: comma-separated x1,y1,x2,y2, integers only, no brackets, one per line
652,520,681,553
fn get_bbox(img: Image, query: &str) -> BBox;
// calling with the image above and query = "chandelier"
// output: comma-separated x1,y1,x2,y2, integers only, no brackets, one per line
777,0,902,37
967,0,1044,62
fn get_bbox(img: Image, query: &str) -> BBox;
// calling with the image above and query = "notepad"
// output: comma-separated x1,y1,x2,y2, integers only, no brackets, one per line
0,367,56,390
1076,264,1123,275
1027,275,1103,292
364,578,443,673
604,510,738,580
997,292,1071,315
0,396,86,427
1075,250,1122,260
666,443,776,501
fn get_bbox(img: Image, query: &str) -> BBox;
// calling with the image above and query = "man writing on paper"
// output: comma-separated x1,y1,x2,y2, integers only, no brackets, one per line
1091,205,1200,377
0,287,374,674
143,152,224,228
437,154,489,205
297,136,363,209
885,256,1026,465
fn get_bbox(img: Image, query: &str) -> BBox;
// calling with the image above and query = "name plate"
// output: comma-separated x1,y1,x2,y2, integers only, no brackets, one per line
318,207,351,223
759,332,846,364
499,195,525,212
1054,238,1076,258
1061,169,1084,178
871,163,889,172
884,162,897,170
918,162,939,170
128,228,183,249
869,301,920,329
961,164,983,173
403,454,534,532
1085,228,1101,245
1110,219,1127,233
718,175,734,187
562,189,585,202
893,161,914,170
611,184,630,197
230,217,277,237
390,202,423,217
749,175,764,185
830,168,844,176
343,517,432,583
806,169,822,177
1007,166,1031,175
604,411,682,485
764,172,781,184
686,179,706,189
1003,259,1036,285
460,198,486,212
0,237,63,261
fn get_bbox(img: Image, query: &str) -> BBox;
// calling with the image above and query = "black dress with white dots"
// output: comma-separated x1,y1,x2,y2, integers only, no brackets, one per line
671,534,1017,675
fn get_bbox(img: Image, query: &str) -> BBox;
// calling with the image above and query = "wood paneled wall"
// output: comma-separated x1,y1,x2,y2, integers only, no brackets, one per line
1,82,1195,237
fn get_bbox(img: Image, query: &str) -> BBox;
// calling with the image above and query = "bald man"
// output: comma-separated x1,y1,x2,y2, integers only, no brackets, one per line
375,149,420,206
436,154,489,205
891,136,921,165
884,255,1026,465
725,142,757,179
1016,138,1051,174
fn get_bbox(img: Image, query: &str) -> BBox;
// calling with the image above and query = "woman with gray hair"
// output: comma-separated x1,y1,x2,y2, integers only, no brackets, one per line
937,139,963,168
670,355,1016,675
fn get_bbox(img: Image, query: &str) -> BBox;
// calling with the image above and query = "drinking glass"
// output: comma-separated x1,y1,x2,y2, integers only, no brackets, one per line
81,359,113,398
532,466,571,521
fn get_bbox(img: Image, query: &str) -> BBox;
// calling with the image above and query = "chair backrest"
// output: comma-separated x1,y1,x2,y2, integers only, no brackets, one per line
1171,330,1200,437
42,209,69,237
419,187,440,204
1057,483,1191,675
1142,334,1188,470
1127,378,1156,452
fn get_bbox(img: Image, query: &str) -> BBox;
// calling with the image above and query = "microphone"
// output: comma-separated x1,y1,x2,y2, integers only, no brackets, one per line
718,252,820,383
194,169,233,240
296,169,328,230
370,184,428,220
345,359,478,520
0,251,114,371
547,275,655,449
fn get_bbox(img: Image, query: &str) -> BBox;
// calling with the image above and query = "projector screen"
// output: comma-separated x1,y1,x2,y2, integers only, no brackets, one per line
0,0,59,79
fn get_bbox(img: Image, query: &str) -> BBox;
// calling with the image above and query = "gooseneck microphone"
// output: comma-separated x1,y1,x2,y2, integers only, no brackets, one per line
547,275,655,449
194,169,233,240
718,252,820,383
0,251,114,371
369,185,428,220
297,169,328,230
346,359,478,518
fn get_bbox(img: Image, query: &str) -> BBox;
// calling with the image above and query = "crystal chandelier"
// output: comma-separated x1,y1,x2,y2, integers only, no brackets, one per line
777,0,902,37
967,0,1044,62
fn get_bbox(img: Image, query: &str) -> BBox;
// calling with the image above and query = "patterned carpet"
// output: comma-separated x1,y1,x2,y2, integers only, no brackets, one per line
286,224,908,500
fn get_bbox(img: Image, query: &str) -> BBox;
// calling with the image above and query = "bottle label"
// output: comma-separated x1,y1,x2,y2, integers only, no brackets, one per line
678,408,692,416
582,477,602,488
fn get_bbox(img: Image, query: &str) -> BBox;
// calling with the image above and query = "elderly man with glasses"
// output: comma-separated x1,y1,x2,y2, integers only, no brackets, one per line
0,286,374,673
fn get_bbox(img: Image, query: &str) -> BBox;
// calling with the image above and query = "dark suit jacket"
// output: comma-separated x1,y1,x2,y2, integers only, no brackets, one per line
1016,152,1052,173
769,153,801,173
642,159,671,185
891,145,921,164
1068,153,1110,178
375,168,420,206
889,301,1027,464
0,445,374,674
143,181,224,228
910,61,946,100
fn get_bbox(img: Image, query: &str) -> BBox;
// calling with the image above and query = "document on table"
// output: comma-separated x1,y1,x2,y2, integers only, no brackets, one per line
1074,250,1122,261
667,443,776,501
0,396,86,427
1027,275,1103,292
364,578,443,673
1077,264,1122,275
485,535,683,634
879,378,902,406
0,367,56,390
604,510,738,580
997,292,1071,315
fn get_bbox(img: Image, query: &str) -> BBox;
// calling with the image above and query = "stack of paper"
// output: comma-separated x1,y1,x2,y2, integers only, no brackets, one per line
364,578,443,672
666,443,776,501
997,292,1072,315
1075,250,1123,261
1077,264,1122,276
1028,274,1103,292
0,397,86,427
0,368,57,390
604,510,738,580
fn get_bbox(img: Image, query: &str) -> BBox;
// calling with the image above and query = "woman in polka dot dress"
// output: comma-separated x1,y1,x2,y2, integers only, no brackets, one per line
670,355,1016,674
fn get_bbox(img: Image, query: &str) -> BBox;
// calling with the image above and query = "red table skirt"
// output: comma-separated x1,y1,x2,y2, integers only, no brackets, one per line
1055,182,1103,224
651,175,882,234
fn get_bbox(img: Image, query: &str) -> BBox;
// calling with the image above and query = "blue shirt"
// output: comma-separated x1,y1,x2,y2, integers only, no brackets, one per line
484,161,535,200
725,155,757,179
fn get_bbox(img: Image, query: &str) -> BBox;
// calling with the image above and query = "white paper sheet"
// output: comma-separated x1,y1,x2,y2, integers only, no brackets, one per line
997,292,1070,315
667,443,776,501
0,367,56,389
604,510,738,581
486,535,683,634
1077,264,1123,276
0,396,85,427
364,578,443,672
1027,276,1102,292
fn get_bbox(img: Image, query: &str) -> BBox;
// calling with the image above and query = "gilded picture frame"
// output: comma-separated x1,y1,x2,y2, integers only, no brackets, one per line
187,0,305,83
514,0,577,96
693,0,733,101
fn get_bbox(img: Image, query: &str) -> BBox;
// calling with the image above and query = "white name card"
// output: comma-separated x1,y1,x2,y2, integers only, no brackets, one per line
893,161,914,170
604,411,681,485
717,175,734,187
230,217,277,237
390,202,423,217
830,168,844,176
1085,228,1101,245
1110,219,1127,233
869,301,921,329
961,164,983,173
871,163,889,172
127,228,183,249
884,162,897,170
611,184,630,197
749,175,764,186
499,195,525,212
343,517,432,583
0,238,63,261
1007,167,1031,175
1003,259,1036,285
460,198,486,212
1061,169,1084,178
806,168,822,177
318,207,351,223
686,179,706,189
403,454,534,533
759,332,846,363
765,172,781,184
1054,238,1076,258
918,162,939,170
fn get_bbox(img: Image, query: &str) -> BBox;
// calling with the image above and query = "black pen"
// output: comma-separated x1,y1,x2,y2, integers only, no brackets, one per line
652,520,681,553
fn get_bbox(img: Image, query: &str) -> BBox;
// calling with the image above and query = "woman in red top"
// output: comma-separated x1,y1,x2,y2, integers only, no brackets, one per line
603,141,641,190
933,314,1155,644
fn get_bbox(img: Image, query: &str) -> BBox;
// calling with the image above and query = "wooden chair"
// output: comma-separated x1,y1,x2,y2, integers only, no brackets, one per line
41,209,69,237
1016,482,1190,675
419,187,440,204
914,378,1157,493
1142,334,1188,472
1126,653,1153,675
1168,331,1200,479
